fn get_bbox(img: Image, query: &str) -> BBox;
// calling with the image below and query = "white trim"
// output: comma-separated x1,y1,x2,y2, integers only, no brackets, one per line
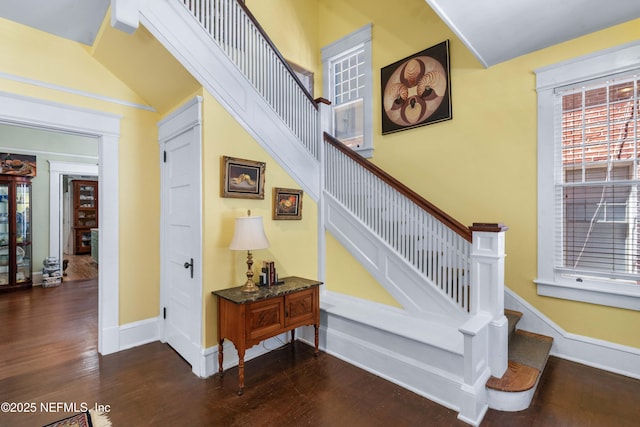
48,161,99,264
321,24,374,158
0,72,156,112
315,290,491,425
201,334,291,378
119,317,160,350
505,286,640,380
0,91,121,356
535,40,640,91
535,40,640,310
0,146,97,160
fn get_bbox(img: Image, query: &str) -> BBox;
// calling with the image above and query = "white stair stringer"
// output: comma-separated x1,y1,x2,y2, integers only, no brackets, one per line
136,0,320,200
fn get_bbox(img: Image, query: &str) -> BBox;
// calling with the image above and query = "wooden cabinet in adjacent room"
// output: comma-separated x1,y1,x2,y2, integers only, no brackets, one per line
0,175,33,292
72,180,98,255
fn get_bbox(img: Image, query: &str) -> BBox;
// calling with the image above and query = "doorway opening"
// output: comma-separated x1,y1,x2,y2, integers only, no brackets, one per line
62,175,99,282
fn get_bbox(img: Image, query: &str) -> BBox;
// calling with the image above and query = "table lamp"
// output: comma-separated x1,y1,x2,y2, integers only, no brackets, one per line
229,210,270,293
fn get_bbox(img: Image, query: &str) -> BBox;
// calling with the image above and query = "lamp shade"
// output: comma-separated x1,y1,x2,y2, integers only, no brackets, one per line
229,215,270,251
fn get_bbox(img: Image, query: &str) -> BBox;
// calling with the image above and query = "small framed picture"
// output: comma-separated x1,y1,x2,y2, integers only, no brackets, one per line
221,156,266,199
273,187,303,220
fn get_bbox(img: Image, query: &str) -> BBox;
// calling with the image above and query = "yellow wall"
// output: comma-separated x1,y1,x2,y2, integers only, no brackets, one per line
201,90,318,347
245,0,320,94
251,0,640,349
0,17,162,323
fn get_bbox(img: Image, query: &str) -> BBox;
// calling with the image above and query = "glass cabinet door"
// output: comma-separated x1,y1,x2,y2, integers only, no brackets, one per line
0,183,8,286
16,182,31,283
79,184,96,208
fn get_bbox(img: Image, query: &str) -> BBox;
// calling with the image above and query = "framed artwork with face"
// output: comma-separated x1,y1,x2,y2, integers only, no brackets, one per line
381,40,452,134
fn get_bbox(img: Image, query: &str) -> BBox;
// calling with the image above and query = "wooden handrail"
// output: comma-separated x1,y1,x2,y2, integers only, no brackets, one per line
324,132,473,242
235,0,318,108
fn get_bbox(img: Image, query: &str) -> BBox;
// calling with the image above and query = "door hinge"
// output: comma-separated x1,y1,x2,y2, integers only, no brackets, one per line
163,307,167,319
163,151,167,163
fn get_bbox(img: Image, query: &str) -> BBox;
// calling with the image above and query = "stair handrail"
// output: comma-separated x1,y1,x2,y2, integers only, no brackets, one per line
324,132,472,242
324,132,474,311
178,0,320,158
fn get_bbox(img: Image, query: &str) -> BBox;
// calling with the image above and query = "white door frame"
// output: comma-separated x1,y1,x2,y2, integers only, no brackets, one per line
159,96,204,376
48,161,99,265
0,91,121,355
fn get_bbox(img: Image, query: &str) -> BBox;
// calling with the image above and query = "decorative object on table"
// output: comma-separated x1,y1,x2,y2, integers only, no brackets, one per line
0,153,36,177
42,256,62,287
381,40,451,135
273,187,303,220
229,210,270,293
221,156,266,199
260,259,283,286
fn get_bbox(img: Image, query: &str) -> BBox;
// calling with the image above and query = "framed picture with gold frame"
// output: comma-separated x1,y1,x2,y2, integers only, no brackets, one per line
221,156,265,199
273,187,303,220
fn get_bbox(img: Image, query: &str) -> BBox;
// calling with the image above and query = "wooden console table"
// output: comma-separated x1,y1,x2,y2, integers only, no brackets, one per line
213,276,322,395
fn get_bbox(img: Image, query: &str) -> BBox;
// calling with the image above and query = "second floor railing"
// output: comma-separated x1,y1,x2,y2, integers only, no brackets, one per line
179,0,320,159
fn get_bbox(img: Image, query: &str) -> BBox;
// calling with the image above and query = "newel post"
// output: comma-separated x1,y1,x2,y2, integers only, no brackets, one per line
469,222,509,378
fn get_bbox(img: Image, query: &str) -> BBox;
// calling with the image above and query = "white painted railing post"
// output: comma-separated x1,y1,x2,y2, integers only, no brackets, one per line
469,223,509,378
317,99,331,284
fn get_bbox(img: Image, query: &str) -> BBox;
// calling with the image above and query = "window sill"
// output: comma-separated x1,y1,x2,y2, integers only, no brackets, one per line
535,278,640,311
353,146,373,159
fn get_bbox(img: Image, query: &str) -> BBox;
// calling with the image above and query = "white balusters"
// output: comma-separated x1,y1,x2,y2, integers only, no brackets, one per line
179,0,319,159
324,142,473,311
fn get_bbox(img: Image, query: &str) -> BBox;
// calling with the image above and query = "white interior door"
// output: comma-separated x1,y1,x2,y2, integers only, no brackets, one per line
159,97,203,376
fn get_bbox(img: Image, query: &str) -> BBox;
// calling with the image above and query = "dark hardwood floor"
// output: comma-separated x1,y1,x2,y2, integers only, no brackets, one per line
1,279,639,426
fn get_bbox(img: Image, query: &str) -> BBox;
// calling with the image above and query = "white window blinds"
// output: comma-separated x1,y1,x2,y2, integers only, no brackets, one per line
556,72,640,281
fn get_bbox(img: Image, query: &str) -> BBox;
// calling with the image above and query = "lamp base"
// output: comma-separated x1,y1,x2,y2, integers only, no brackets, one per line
240,249,260,293
240,279,260,293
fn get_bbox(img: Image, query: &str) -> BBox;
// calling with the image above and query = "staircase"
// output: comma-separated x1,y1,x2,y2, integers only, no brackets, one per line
487,309,553,411
111,1,547,425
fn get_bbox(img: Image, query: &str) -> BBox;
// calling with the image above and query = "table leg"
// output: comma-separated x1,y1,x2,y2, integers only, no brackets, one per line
314,323,319,356
291,328,296,345
218,338,224,375
237,347,246,396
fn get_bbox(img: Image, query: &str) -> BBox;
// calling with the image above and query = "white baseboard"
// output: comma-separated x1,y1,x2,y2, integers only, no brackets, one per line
505,287,640,380
32,271,43,285
201,334,291,378
119,317,160,351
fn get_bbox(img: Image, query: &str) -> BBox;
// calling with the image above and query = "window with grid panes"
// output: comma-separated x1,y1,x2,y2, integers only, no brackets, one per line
535,42,640,311
322,24,373,158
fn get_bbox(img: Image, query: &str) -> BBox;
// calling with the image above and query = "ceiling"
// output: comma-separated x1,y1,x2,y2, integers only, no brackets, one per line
1,0,640,66
0,0,110,46
425,0,640,67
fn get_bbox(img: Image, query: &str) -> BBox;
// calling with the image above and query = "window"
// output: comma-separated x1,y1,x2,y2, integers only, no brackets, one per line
535,41,640,311
322,24,373,158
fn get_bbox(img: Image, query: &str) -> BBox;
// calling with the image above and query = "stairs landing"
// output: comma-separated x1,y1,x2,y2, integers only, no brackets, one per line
486,309,553,411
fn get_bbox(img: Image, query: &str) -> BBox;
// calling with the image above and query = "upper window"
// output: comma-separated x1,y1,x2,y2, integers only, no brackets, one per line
535,41,640,311
322,24,373,158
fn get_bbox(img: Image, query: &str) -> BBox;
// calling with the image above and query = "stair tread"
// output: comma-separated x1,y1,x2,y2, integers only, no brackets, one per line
509,330,553,372
487,360,540,392
487,328,554,394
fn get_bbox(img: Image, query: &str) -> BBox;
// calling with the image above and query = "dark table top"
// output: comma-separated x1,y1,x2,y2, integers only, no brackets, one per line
212,276,322,304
